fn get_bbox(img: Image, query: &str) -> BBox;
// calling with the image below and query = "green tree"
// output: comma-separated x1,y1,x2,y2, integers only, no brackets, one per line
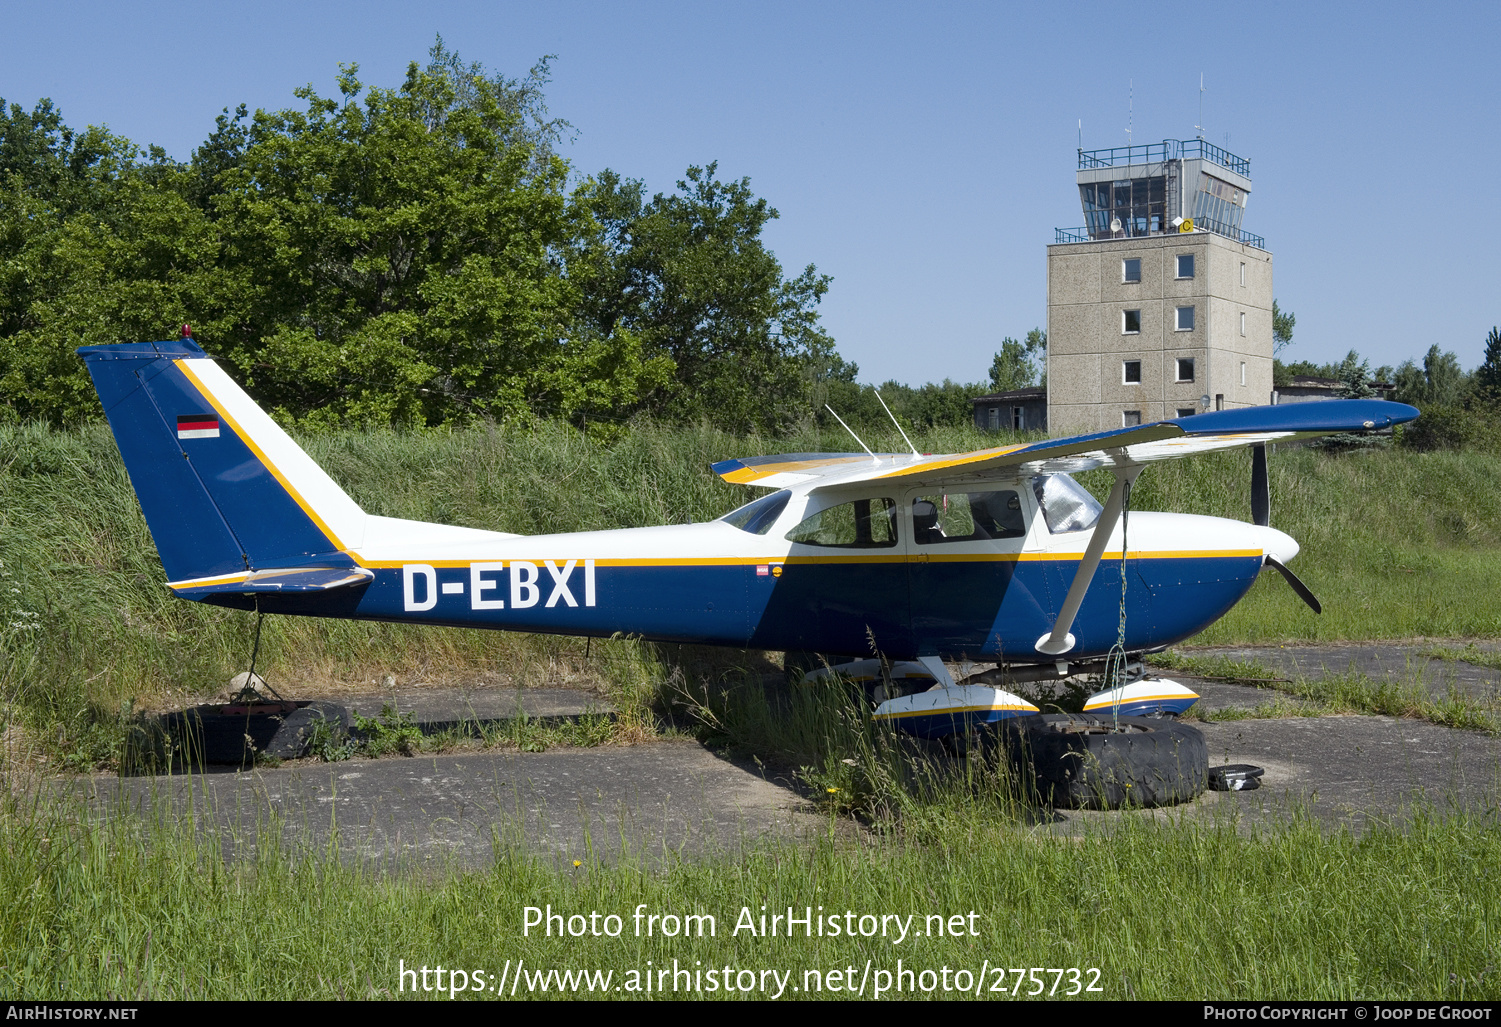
1318,349,1387,449
1273,300,1295,354
570,163,836,432
206,56,658,426
1473,327,1501,407
988,328,1046,392
1392,345,1468,408
0,99,236,423
1335,349,1375,399
0,45,851,430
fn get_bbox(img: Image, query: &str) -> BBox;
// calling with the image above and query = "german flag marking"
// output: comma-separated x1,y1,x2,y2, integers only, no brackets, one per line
176,414,220,440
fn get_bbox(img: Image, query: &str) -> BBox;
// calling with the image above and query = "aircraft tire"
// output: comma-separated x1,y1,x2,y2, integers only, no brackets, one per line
163,701,351,767
997,713,1207,810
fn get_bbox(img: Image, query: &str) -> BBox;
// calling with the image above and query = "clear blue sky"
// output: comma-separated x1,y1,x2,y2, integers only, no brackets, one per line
4,1,1497,385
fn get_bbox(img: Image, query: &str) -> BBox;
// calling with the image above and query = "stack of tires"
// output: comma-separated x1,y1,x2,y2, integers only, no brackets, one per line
996,713,1208,809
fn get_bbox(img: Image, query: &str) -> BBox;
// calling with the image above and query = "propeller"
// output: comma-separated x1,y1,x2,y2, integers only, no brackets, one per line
1263,556,1323,615
1251,443,1270,527
1251,443,1322,614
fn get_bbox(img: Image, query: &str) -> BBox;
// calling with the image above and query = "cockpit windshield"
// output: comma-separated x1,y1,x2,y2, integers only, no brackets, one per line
1031,474,1103,533
719,489,792,534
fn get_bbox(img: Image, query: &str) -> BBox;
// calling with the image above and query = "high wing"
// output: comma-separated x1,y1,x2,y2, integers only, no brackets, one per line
714,400,1419,493
710,452,898,488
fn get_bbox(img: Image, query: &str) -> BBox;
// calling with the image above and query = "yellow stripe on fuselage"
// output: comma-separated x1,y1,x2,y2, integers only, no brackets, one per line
355,548,1263,570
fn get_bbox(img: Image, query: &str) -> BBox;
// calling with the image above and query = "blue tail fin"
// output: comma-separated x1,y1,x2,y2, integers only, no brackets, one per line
78,340,367,587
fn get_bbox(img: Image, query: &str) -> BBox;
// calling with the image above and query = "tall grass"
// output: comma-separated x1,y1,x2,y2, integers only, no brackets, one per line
2,779,1498,1000
6,421,1501,768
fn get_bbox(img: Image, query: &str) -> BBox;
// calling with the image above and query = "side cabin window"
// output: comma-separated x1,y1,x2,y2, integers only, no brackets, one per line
785,498,898,548
1031,474,1103,534
913,489,1028,545
719,489,792,534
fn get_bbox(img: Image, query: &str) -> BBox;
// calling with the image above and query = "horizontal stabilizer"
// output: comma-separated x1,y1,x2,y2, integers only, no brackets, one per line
169,566,375,598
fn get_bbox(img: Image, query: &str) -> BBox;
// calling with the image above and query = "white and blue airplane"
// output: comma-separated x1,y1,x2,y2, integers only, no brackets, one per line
79,337,1418,738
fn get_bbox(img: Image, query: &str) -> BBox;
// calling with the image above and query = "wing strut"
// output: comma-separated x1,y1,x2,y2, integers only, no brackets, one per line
1035,465,1143,656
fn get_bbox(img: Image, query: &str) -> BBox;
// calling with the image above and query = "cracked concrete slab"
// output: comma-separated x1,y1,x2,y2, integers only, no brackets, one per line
89,739,819,869
1040,715,1501,835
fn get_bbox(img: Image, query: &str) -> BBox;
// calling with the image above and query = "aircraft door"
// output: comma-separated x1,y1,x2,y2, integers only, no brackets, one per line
906,486,1051,659
751,494,914,657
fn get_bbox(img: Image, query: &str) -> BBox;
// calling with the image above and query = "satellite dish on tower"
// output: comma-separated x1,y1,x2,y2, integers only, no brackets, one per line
1110,217,1123,234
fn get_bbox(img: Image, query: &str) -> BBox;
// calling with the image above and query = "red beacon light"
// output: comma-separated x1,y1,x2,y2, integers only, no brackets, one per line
181,324,193,339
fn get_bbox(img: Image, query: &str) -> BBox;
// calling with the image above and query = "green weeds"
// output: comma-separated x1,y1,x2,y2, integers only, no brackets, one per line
3,780,1500,1000
1423,643,1501,671
1151,649,1501,733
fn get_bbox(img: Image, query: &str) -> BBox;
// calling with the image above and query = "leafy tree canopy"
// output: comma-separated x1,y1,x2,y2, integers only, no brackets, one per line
988,328,1046,393
0,41,841,432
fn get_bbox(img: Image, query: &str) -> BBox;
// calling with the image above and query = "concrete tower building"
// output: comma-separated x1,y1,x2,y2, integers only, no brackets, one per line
1047,139,1272,434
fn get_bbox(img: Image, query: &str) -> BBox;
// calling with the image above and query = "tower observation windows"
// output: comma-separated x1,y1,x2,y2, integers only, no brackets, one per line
1080,177,1167,239
1193,174,1247,235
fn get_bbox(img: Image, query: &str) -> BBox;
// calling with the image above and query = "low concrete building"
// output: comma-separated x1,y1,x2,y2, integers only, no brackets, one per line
971,387,1047,431
1274,375,1395,404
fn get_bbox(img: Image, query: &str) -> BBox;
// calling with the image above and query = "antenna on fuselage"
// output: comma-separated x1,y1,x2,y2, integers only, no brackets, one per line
872,388,920,459
824,405,879,464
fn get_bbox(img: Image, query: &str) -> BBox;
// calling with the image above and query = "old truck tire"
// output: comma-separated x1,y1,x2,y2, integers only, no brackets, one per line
997,713,1208,810
162,700,350,767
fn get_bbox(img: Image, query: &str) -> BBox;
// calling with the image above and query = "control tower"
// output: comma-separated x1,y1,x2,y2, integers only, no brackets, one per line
1047,139,1272,434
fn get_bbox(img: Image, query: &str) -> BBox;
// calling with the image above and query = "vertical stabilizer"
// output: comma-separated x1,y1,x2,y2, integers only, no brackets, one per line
78,340,367,585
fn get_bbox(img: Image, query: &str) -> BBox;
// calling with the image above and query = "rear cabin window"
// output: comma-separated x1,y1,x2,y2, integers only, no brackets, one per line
785,498,898,548
912,490,1028,545
1031,474,1103,533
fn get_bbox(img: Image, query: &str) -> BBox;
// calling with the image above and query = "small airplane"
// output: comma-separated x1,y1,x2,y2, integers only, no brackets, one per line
79,336,1418,739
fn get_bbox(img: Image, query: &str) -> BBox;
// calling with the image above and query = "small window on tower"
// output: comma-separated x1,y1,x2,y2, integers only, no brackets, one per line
1122,258,1141,283
1241,312,1247,336
1123,410,1142,427
1176,358,1196,382
1176,254,1195,279
1176,408,1197,418
1123,309,1141,334
1123,360,1142,384
1176,305,1195,331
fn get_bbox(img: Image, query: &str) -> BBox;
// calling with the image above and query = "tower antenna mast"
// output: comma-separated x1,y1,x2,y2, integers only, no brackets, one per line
1195,73,1205,140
